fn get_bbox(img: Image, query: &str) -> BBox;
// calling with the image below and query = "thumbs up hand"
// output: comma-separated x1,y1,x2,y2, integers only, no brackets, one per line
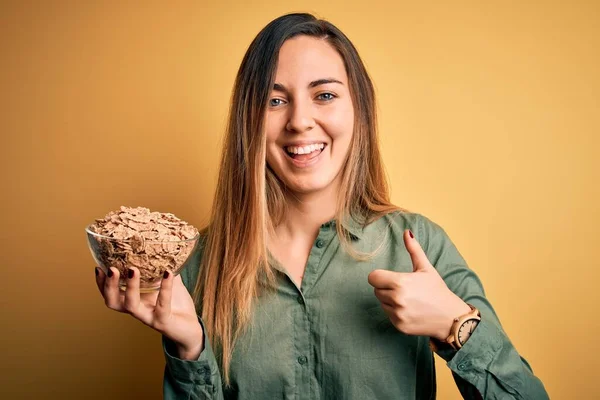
367,230,471,341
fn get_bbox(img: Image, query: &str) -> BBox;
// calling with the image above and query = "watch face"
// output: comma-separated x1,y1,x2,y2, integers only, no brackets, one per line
458,319,479,345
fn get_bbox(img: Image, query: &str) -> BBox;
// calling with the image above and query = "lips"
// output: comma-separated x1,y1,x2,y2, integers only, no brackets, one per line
287,147,324,160
283,144,326,168
283,142,326,156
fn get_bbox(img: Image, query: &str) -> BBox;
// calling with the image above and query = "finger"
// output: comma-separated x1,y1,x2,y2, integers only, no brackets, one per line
368,269,400,289
403,229,432,272
380,301,396,317
95,266,106,296
155,270,173,320
123,267,141,316
374,288,396,307
103,267,124,311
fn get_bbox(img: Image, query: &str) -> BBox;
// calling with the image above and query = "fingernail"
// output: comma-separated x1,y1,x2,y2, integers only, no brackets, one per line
127,268,134,279
95,267,99,276
107,268,113,278
409,230,414,239
163,270,169,279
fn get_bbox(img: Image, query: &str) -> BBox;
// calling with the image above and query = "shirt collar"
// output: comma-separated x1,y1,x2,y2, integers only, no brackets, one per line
343,212,365,240
321,212,365,241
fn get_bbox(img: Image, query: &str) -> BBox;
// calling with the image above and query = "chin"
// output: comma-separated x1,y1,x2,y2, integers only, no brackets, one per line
285,176,334,195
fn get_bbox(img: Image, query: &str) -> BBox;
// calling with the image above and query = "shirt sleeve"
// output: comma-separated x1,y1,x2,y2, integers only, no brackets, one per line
163,318,224,400
162,234,225,400
417,214,549,400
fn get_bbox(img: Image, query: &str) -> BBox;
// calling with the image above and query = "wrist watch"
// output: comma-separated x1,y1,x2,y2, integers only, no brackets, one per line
446,304,481,350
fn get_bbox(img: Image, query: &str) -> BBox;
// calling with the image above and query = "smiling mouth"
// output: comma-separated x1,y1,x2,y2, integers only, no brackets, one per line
284,144,327,161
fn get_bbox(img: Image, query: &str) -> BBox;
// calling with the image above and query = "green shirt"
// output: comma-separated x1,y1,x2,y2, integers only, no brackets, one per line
162,211,548,399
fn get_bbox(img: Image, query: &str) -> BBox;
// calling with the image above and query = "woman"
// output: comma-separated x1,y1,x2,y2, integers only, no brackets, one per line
95,13,549,399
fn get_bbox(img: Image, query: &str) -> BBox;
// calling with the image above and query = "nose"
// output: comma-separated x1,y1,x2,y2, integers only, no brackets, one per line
285,99,315,133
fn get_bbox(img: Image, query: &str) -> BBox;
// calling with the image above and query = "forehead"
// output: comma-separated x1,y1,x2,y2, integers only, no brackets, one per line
275,36,347,84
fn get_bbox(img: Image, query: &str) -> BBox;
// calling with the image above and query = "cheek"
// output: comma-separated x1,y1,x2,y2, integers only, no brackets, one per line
265,112,283,140
324,104,354,139
265,143,280,169
265,124,278,146
265,119,282,161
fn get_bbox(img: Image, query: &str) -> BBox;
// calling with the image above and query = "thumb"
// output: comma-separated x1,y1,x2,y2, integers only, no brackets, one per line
404,229,433,272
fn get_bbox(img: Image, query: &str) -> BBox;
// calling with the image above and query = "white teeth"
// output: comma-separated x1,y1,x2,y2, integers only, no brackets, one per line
285,143,325,154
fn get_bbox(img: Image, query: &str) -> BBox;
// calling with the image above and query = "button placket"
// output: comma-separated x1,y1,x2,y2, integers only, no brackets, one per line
300,233,329,293
292,298,311,398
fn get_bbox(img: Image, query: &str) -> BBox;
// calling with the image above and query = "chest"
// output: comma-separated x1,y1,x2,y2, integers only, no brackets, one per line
226,249,423,400
269,241,312,287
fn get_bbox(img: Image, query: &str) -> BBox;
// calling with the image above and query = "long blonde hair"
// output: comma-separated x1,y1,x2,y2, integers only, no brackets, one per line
193,13,403,384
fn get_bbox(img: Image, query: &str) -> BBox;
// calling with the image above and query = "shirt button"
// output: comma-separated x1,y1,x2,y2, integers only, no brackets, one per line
297,355,308,365
316,239,325,248
297,296,303,304
457,362,468,371
197,366,210,374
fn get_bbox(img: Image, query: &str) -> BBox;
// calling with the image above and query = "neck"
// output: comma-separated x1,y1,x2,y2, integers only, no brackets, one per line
273,179,341,243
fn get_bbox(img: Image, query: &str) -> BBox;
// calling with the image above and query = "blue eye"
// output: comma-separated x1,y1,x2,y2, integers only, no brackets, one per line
317,93,336,101
269,98,284,107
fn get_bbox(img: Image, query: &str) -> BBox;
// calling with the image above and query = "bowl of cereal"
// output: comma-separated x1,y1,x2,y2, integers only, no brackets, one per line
86,206,200,292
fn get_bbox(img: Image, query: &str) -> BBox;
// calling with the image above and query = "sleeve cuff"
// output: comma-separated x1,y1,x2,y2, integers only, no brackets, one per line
163,318,221,386
445,314,504,382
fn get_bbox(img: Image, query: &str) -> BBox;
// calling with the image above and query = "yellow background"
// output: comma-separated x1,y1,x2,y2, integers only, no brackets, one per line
1,1,598,398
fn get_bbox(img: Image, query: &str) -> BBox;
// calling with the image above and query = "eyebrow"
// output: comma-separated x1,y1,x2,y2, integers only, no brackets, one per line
273,78,343,92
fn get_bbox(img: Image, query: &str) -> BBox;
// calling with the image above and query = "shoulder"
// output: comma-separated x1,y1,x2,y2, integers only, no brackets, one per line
365,210,449,250
368,210,444,234
366,210,468,272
